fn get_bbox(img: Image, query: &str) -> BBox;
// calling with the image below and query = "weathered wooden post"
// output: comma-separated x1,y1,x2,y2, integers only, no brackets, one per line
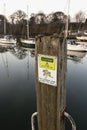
35,34,67,130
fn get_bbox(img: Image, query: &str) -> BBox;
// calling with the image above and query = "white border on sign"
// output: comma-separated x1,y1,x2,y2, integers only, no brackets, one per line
38,54,57,87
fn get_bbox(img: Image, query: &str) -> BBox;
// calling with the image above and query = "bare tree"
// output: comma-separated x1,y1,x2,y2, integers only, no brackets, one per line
35,12,47,24
75,11,85,23
9,10,27,24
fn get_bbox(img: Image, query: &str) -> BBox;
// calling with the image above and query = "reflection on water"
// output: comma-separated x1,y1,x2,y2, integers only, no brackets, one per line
66,51,87,130
0,44,36,130
0,44,87,130
67,50,86,62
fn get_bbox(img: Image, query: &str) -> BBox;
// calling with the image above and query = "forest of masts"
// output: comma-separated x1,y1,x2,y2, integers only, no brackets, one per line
0,10,87,38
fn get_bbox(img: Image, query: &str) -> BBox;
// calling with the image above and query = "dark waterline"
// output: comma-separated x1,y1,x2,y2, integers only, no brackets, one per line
0,46,87,130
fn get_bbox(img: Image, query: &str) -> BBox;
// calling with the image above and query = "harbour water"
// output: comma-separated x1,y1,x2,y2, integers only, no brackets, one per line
0,45,87,130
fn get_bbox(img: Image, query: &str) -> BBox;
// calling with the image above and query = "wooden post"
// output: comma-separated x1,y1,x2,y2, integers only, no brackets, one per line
35,34,67,130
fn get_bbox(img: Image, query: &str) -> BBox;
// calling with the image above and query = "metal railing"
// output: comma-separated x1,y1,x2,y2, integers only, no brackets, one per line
64,112,76,130
31,111,76,130
31,112,38,130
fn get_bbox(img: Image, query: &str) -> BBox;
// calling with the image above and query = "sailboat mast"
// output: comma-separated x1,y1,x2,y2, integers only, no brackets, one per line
65,0,70,38
27,5,29,39
4,3,6,35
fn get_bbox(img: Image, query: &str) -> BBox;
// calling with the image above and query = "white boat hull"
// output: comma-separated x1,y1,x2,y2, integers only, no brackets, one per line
76,36,87,41
76,41,87,45
0,35,17,47
0,39,16,44
76,36,87,45
20,38,35,49
67,44,87,52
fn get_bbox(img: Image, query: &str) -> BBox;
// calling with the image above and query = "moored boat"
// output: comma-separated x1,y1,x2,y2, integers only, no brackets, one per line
67,39,87,52
0,35,17,47
0,4,17,46
76,35,87,45
20,5,35,48
20,38,35,50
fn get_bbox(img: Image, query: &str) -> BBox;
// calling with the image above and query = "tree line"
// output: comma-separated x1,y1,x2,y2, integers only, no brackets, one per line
0,10,87,38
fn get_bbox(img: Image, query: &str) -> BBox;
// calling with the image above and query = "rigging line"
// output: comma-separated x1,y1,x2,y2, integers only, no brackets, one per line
27,4,29,39
3,3,6,35
61,0,70,16
58,0,70,38
63,0,69,13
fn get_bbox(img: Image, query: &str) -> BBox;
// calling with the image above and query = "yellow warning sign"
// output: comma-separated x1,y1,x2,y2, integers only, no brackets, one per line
39,55,56,70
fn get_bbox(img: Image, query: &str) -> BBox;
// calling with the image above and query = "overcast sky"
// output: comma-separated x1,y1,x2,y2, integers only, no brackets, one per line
0,0,87,18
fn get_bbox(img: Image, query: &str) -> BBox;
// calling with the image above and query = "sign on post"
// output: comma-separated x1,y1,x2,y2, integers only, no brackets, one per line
38,54,57,86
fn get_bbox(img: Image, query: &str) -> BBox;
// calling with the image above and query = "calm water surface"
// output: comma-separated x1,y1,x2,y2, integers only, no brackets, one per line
0,46,87,130
67,51,87,130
